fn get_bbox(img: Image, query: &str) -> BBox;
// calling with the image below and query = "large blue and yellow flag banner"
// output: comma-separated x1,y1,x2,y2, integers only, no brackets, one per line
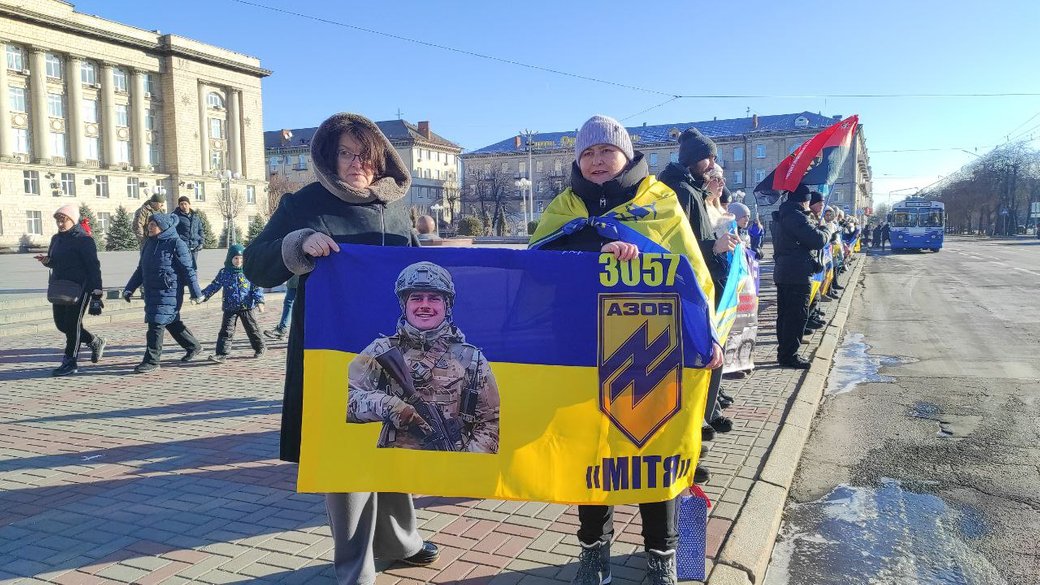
723,249,760,374
299,245,713,505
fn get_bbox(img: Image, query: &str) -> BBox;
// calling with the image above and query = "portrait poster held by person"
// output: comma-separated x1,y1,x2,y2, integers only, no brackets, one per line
173,196,205,269
123,213,204,373
770,185,832,369
200,244,267,363
346,261,501,453
35,204,106,377
242,112,437,585
133,193,166,246
528,115,723,585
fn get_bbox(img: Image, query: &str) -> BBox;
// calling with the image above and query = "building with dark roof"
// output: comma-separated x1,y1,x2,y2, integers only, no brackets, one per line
264,119,462,222
460,111,872,232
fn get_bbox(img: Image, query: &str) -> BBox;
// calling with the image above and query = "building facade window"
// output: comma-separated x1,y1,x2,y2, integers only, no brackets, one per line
85,136,100,161
501,162,509,172
207,92,224,109
116,140,130,163
519,161,526,175
148,143,161,167
789,141,804,154
81,62,97,85
754,144,766,159
209,118,224,139
145,109,157,131
47,93,64,118
536,160,543,173
143,73,157,96
95,175,109,198
82,98,98,123
14,128,30,154
23,170,39,195
126,177,140,198
6,45,25,71
50,132,66,158
733,170,744,185
754,169,766,183
246,185,256,204
194,182,206,201
59,172,75,196
45,53,62,79
554,159,562,174
26,211,43,235
670,152,679,164
297,154,307,169
268,156,280,173
96,212,111,233
210,150,224,171
9,86,27,112
733,146,744,161
649,152,658,167
116,104,129,127
113,68,128,93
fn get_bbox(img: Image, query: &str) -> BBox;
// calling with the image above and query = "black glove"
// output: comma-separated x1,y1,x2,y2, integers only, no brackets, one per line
123,291,133,303
88,295,104,316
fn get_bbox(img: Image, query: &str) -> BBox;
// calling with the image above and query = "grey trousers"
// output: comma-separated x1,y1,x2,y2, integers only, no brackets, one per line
325,492,423,585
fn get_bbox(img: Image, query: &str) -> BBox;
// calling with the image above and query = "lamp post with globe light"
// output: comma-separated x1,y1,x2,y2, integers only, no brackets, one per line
429,203,444,237
215,168,243,245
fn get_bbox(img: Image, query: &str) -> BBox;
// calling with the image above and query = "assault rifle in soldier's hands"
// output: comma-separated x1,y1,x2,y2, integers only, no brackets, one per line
375,346,463,452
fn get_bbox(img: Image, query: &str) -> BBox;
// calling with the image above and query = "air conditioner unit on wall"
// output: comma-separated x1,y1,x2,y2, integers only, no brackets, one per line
184,182,196,190
84,177,94,185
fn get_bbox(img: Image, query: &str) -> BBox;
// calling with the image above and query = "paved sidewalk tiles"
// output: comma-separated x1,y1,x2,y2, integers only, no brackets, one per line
0,254,848,584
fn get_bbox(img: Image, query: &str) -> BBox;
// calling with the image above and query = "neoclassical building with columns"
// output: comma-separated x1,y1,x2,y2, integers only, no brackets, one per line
0,0,269,249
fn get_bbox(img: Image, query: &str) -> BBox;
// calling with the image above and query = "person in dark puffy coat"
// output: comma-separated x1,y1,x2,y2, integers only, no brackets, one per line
36,204,106,376
123,212,203,374
173,196,204,268
201,244,266,363
243,112,434,584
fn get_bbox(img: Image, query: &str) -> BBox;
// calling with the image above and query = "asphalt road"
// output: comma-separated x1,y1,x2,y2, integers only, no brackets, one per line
766,237,1040,585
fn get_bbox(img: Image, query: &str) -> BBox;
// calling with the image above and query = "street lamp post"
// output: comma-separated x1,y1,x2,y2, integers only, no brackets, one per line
514,178,531,232
521,129,537,226
429,203,444,237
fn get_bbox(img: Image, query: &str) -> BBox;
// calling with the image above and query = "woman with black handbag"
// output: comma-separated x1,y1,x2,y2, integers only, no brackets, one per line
34,204,106,377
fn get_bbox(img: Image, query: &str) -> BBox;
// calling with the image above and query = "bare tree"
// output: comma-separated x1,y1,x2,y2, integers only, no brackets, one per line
462,165,525,235
216,182,244,245
266,174,303,217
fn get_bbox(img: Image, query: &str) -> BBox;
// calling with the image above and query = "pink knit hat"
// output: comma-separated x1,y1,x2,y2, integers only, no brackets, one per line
54,204,79,223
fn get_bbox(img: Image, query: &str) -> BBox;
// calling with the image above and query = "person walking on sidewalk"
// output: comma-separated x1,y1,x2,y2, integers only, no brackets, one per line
263,274,298,341
35,204,106,376
201,244,266,363
133,193,166,247
173,196,204,269
529,115,724,585
772,185,832,369
243,112,436,585
123,213,204,374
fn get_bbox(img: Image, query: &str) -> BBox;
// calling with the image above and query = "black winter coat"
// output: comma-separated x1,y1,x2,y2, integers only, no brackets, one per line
173,208,204,252
245,182,417,462
657,162,729,294
771,201,831,285
46,225,102,294
124,213,203,324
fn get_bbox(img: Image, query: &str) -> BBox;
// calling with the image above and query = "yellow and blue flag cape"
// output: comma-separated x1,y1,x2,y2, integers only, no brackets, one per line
712,222,751,345
299,244,714,505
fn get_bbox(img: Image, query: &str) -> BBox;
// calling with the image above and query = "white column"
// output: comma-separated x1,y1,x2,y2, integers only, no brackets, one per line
100,63,117,167
228,88,242,175
197,83,209,173
0,40,11,158
131,69,148,170
29,47,50,162
65,55,85,166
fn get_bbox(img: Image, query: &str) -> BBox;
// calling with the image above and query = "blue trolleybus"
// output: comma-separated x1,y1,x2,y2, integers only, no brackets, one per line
889,197,945,252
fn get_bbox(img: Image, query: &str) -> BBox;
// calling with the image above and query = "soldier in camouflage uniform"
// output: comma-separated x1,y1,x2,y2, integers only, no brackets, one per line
347,261,500,453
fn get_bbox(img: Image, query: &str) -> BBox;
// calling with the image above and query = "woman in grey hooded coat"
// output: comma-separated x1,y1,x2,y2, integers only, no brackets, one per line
244,113,433,585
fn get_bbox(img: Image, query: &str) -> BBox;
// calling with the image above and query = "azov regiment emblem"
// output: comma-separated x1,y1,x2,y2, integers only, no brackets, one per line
598,294,683,447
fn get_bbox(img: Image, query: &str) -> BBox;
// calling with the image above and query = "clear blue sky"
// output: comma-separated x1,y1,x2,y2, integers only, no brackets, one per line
75,0,1040,203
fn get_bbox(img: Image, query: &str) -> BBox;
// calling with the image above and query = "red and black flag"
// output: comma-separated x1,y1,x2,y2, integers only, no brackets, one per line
754,115,859,205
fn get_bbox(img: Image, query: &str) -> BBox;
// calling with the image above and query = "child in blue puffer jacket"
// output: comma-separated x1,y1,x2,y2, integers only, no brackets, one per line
201,244,266,363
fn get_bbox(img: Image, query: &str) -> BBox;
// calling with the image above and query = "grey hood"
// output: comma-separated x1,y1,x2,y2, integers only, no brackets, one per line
310,113,411,205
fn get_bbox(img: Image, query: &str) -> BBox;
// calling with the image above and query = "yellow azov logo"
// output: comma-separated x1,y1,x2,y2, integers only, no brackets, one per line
598,293,683,447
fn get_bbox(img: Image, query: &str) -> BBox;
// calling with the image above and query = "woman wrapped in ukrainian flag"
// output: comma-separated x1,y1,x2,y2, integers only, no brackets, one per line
528,114,723,585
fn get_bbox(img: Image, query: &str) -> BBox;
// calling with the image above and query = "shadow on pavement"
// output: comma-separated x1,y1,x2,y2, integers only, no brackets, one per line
11,397,281,424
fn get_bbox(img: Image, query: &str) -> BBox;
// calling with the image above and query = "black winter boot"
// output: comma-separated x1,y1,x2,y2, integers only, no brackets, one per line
572,540,611,585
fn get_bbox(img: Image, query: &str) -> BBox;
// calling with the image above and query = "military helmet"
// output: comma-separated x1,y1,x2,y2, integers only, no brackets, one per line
395,262,455,304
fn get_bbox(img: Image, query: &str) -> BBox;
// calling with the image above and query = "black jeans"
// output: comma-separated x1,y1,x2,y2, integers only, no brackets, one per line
143,318,200,365
215,309,264,355
52,296,94,360
775,283,811,361
578,497,678,551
